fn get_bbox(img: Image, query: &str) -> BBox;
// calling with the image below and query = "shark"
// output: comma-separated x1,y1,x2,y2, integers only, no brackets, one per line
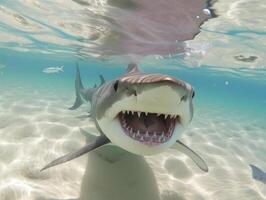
41,63,208,172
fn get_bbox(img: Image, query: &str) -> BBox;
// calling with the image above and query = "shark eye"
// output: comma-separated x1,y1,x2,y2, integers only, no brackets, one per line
114,81,119,92
192,90,195,98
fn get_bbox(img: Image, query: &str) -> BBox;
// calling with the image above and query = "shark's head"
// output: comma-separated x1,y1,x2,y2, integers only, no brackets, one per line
96,65,194,155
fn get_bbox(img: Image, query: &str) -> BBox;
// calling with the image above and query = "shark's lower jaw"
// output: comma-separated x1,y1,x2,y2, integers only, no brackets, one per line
118,111,179,145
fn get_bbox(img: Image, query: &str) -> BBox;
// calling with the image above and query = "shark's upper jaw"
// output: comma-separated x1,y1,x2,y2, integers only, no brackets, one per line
118,110,179,145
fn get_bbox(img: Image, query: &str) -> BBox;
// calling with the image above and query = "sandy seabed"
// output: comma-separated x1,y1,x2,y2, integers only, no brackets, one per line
0,85,265,200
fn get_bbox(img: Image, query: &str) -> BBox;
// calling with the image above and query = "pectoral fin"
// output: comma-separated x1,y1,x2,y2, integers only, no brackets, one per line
79,128,97,143
41,135,110,171
171,140,208,172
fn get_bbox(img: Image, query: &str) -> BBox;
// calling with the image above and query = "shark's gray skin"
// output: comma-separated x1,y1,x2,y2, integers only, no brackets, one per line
41,63,208,172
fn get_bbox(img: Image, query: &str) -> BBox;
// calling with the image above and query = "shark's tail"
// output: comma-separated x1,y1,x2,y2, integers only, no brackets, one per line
69,63,104,110
69,63,84,110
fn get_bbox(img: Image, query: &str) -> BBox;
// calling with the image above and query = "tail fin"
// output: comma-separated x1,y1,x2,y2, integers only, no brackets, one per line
60,66,64,72
69,63,84,110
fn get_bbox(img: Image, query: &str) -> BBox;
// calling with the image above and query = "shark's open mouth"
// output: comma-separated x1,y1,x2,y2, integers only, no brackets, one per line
118,111,179,145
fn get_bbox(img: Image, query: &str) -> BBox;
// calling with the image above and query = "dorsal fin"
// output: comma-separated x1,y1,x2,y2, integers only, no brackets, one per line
99,75,105,85
126,63,139,73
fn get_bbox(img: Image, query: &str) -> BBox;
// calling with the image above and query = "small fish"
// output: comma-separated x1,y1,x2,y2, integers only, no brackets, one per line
250,164,266,184
43,66,64,74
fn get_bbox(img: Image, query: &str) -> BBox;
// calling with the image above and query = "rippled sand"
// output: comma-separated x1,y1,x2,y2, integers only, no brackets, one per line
0,86,88,199
0,86,265,200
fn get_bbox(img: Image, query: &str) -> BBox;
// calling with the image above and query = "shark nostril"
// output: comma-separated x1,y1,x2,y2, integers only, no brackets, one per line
126,87,137,97
181,95,187,102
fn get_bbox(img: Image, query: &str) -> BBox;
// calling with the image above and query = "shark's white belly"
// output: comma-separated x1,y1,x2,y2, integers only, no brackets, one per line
79,145,160,200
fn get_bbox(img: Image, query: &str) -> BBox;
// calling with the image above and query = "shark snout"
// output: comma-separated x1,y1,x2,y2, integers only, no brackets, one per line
119,73,191,91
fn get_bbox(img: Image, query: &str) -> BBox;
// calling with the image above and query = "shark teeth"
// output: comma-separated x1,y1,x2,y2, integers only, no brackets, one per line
145,131,149,137
119,111,179,145
121,110,178,120
136,131,140,137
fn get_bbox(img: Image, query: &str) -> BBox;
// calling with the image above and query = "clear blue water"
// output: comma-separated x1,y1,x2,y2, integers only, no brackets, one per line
0,0,266,200
1,48,265,120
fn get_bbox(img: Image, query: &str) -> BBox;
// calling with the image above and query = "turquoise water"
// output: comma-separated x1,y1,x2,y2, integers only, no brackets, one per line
1,49,265,120
0,0,266,200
